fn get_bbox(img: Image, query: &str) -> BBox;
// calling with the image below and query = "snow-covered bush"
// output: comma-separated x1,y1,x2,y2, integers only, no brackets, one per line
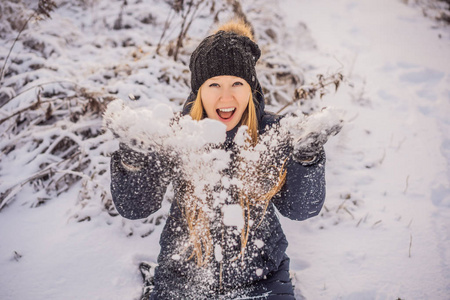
0,0,336,235
402,0,450,24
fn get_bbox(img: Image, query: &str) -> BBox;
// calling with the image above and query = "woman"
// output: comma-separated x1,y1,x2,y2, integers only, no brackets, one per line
110,20,328,299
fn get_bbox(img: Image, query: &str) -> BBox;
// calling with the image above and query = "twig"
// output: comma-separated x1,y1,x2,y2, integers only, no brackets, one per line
356,218,363,227
156,9,175,54
343,207,354,219
180,1,204,43
0,151,81,211
336,198,348,213
409,234,412,258
13,251,23,262
379,149,386,165
0,80,80,109
0,0,57,84
407,218,413,229
0,13,36,84
276,72,344,114
173,0,205,61
372,220,382,228
0,99,55,126
55,169,96,182
363,213,369,222
396,137,406,151
404,175,410,194
173,2,193,61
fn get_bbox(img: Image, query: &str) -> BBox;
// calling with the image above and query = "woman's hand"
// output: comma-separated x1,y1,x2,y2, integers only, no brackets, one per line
293,123,342,165
118,143,148,171
279,107,344,165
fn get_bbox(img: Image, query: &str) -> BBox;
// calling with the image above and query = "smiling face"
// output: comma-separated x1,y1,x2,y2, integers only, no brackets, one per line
200,75,251,131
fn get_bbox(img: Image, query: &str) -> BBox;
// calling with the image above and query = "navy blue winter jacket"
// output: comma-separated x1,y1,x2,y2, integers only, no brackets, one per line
110,88,326,299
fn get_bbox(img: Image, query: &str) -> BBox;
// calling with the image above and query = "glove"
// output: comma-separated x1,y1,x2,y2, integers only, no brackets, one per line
293,124,342,165
118,142,148,171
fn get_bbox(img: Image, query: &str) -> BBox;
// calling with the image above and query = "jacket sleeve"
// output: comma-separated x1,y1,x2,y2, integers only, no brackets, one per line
272,151,326,221
110,150,172,220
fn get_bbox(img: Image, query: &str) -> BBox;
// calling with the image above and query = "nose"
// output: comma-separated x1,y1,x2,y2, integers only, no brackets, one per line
220,87,233,101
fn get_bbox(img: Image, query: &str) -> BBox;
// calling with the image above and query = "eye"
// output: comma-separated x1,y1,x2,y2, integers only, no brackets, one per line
209,83,220,87
232,81,244,87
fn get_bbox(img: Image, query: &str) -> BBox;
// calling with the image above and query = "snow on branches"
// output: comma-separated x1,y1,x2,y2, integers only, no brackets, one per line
0,0,343,235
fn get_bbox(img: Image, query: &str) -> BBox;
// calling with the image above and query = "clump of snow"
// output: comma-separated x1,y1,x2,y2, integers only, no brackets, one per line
234,126,252,147
254,239,265,249
103,98,227,153
214,245,223,263
103,99,174,151
280,106,345,153
222,204,245,230
174,116,227,149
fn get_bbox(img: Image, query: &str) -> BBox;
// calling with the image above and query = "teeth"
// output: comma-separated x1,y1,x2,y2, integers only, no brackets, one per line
218,108,235,112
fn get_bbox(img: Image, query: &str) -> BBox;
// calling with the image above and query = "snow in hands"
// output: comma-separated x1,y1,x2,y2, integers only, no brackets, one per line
281,107,344,159
103,99,227,154
104,99,344,157
104,98,230,210
104,99,344,217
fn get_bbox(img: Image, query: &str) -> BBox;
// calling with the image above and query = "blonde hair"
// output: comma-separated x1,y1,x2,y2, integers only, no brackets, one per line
184,19,286,266
235,158,287,261
186,88,288,266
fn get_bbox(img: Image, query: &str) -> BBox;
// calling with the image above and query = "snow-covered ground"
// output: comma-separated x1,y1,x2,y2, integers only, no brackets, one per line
1,0,449,299
279,1,450,299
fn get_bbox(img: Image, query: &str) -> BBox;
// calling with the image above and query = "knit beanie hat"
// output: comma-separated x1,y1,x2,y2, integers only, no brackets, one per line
189,21,261,94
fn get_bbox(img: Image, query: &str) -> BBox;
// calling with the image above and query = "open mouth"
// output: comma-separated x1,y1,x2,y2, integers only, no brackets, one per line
216,107,236,120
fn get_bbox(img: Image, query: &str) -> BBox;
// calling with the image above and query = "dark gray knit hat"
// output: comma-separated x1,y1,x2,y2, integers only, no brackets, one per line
189,30,261,94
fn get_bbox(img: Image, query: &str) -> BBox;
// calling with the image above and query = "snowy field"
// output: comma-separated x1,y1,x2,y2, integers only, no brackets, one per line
1,0,450,299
